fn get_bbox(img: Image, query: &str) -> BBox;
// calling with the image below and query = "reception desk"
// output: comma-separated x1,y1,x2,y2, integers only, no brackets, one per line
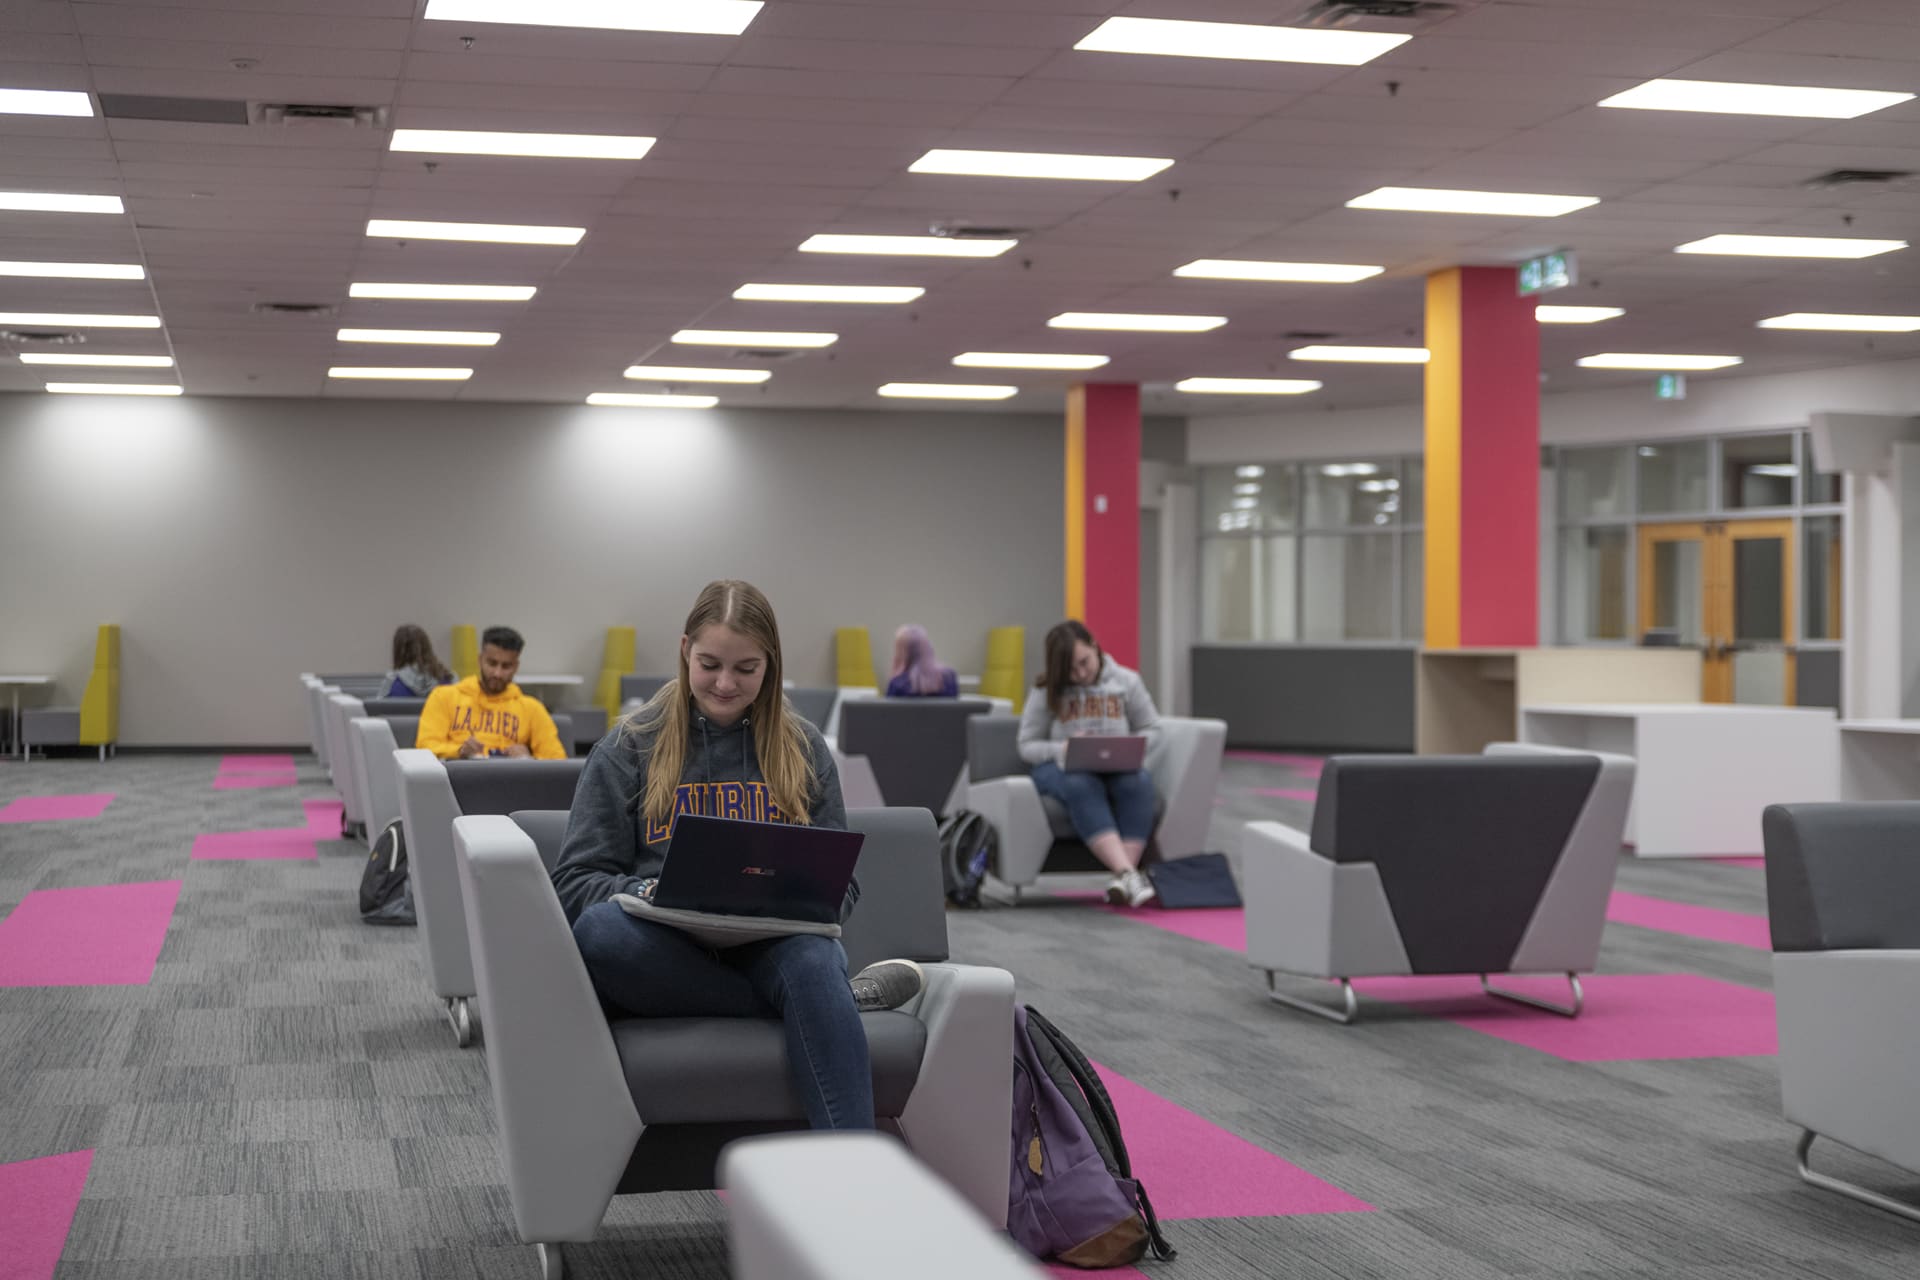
1839,720,1920,801
1416,647,1702,755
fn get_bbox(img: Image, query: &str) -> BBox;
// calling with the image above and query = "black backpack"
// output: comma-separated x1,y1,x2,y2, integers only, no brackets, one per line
358,820,416,926
937,809,996,907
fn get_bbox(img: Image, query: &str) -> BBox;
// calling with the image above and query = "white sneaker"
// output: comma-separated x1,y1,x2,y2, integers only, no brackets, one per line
1114,869,1156,908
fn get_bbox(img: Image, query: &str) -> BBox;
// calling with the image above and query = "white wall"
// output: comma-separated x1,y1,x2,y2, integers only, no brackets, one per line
0,393,1066,746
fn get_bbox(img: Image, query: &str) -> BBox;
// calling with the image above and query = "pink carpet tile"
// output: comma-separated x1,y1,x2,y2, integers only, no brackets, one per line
1225,751,1325,775
1709,856,1767,870
1251,787,1319,802
0,882,180,987
1104,904,1246,951
0,1149,93,1280
217,753,297,774
1091,1061,1372,1220
1606,891,1771,950
0,793,115,824
190,827,317,861
1349,973,1778,1062
211,772,297,791
303,799,344,837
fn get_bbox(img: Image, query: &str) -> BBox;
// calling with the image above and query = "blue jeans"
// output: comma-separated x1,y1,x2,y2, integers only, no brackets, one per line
1031,761,1156,845
571,902,875,1131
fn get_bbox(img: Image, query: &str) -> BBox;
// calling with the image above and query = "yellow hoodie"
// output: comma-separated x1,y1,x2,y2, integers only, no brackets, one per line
416,677,567,760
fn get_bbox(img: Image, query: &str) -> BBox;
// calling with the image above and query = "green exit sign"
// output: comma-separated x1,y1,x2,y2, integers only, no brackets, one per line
1656,373,1687,400
1518,251,1576,295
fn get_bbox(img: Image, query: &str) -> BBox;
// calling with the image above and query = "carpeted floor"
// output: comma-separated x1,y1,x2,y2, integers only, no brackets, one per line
1,749,1916,1278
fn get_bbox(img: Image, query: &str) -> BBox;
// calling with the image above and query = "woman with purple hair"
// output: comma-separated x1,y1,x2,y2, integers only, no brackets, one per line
885,624,958,698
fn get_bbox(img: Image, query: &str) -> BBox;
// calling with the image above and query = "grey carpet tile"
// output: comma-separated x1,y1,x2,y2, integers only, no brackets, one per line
3,752,1918,1278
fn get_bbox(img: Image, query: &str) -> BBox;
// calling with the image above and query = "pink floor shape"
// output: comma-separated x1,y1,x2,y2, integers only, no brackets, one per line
1606,891,1771,950
1091,1061,1372,1220
0,793,115,824
304,798,344,836
191,828,316,861
1225,751,1324,775
1711,856,1767,870
1349,973,1778,1061
1251,786,1319,802
0,1150,93,1280
211,772,296,791
1105,904,1246,951
218,753,296,774
0,881,180,987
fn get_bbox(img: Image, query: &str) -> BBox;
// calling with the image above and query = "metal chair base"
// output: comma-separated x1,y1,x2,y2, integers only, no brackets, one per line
1481,972,1584,1017
1264,972,1358,1024
1797,1130,1920,1225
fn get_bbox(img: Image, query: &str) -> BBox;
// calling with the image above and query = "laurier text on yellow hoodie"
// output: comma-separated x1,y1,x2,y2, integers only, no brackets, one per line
416,677,567,760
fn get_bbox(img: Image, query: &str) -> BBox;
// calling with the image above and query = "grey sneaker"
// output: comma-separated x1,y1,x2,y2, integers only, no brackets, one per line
850,958,925,1012
1121,868,1156,908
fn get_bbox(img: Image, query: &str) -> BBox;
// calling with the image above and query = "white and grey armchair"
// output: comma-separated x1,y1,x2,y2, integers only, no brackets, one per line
965,714,1227,896
453,806,1015,1279
1243,743,1635,1023
1764,801,1920,1224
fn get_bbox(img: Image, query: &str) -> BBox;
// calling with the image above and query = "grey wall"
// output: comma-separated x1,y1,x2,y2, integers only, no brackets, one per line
1191,644,1416,751
0,393,1066,746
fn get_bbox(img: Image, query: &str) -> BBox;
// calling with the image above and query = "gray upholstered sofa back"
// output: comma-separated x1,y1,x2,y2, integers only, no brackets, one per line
839,698,993,815
446,759,586,817
1764,802,1920,951
967,714,1026,784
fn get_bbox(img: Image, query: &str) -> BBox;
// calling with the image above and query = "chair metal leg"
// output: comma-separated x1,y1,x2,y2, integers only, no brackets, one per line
1264,971,1358,1024
1797,1129,1920,1224
1481,972,1584,1017
447,997,474,1048
537,1242,565,1280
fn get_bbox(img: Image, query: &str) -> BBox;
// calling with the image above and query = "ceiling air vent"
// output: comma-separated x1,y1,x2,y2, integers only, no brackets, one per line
1294,0,1465,28
98,94,249,125
1805,168,1913,189
929,221,1029,240
730,349,806,362
250,102,390,129
1284,330,1338,341
0,329,85,345
251,302,338,318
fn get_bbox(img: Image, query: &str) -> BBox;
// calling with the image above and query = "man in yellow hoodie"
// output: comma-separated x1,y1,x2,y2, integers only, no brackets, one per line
416,626,568,760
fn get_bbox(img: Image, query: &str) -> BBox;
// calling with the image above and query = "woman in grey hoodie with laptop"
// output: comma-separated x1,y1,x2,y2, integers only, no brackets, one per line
1017,619,1162,908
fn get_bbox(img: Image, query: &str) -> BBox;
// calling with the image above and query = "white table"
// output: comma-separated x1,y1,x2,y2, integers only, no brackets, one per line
514,673,584,707
0,676,53,761
1519,702,1840,857
1839,719,1920,801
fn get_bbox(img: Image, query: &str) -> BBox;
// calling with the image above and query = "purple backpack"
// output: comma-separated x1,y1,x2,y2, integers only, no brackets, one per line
1009,1005,1176,1268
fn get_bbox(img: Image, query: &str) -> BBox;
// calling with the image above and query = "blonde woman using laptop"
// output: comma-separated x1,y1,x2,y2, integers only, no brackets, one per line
1018,620,1162,907
551,580,922,1131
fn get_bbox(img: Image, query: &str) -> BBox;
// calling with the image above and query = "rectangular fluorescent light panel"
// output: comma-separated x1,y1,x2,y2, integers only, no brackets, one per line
1599,78,1914,120
1174,259,1382,283
367,219,583,246
19,353,172,367
1758,312,1920,332
0,260,143,280
45,382,180,396
0,192,124,214
1290,345,1429,363
1075,17,1408,65
0,311,159,327
0,88,93,117
799,233,1015,258
1048,312,1225,332
423,0,762,36
1577,353,1743,370
336,328,500,345
1177,377,1323,395
349,283,536,301
390,129,656,160
733,283,923,304
328,367,473,380
624,365,770,383
672,329,837,348
910,149,1172,182
587,392,720,408
954,352,1109,370
1347,187,1598,217
878,383,1017,400
1536,305,1623,323
1675,234,1906,259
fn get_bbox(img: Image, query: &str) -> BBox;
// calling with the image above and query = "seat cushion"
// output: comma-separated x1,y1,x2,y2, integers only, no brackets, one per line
21,708,81,745
610,1012,926,1124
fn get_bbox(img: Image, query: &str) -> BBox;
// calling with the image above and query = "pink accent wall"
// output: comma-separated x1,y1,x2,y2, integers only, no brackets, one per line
1079,383,1141,666
1455,266,1539,646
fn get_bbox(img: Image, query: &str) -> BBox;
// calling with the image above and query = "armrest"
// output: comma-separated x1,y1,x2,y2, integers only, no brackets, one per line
353,718,403,839
396,749,472,999
1241,820,1408,979
832,743,885,810
1149,717,1227,858
967,776,1052,888
723,1132,1042,1280
897,962,1016,1230
454,815,640,1243
1775,950,1920,1174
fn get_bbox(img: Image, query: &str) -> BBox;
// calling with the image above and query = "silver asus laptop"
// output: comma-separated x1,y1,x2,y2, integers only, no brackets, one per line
1062,734,1147,773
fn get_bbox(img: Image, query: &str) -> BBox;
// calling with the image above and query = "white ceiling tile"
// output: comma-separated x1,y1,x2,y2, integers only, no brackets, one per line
80,37,404,79
72,3,411,49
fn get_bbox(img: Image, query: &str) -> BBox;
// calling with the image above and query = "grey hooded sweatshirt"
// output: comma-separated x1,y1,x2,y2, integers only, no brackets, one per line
1016,654,1161,767
549,703,852,926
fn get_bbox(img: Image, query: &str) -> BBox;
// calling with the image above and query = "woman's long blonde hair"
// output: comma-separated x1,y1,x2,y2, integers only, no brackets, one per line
622,580,817,831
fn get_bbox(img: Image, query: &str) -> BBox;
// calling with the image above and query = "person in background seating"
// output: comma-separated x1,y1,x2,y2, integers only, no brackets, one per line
885,623,958,698
415,625,566,760
553,579,925,1131
381,624,454,699
1019,619,1162,908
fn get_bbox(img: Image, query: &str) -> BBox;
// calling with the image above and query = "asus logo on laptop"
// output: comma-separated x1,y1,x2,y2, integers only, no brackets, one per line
741,866,777,877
